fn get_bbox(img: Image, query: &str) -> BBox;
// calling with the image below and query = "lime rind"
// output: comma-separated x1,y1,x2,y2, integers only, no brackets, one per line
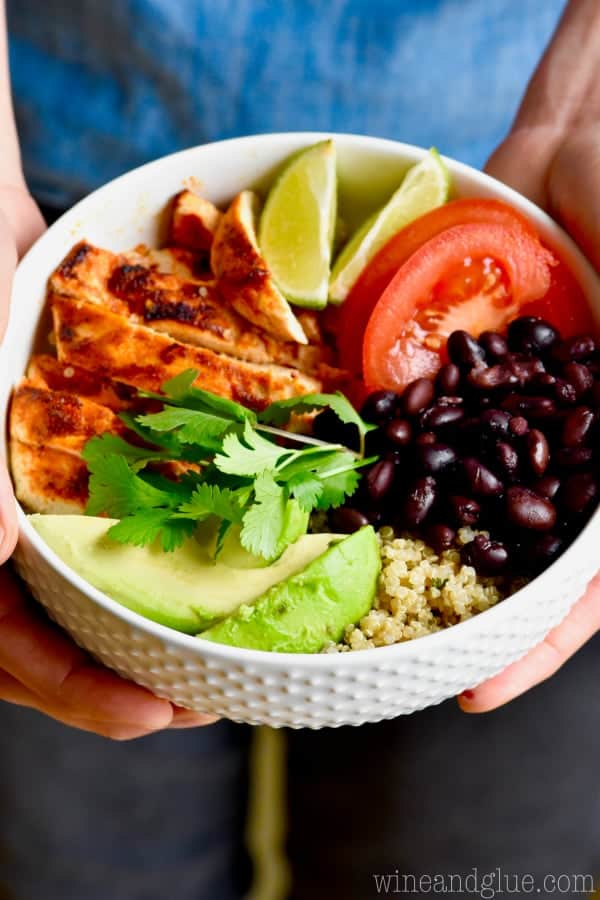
259,140,337,310
328,148,450,304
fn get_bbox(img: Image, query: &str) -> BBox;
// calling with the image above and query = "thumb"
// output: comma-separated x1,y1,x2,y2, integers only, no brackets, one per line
546,125,600,274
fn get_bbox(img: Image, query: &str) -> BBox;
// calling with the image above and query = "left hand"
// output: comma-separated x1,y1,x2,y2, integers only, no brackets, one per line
459,0,600,712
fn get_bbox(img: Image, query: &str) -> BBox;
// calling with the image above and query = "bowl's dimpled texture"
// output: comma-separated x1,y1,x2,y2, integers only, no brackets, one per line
12,531,592,729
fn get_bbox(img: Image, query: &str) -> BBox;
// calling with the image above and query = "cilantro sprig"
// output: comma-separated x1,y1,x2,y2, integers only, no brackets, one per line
82,369,376,561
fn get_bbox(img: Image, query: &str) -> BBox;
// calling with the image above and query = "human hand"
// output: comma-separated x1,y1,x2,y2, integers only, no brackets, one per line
0,188,216,737
460,0,600,712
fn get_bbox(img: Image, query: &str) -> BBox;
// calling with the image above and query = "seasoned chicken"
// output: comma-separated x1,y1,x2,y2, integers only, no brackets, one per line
52,295,322,408
50,242,329,373
11,441,88,514
27,354,138,412
211,191,307,344
169,189,222,251
126,245,211,281
10,382,123,457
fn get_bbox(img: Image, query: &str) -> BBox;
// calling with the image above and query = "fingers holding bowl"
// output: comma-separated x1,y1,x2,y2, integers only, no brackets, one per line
458,571,600,713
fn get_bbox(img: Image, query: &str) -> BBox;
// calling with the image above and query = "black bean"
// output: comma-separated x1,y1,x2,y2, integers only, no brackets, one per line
312,408,360,450
461,534,509,575
447,330,486,368
462,457,504,497
529,534,564,571
501,394,556,418
526,429,550,477
592,381,600,407
552,334,597,363
560,472,598,515
554,379,578,406
426,523,456,555
533,475,561,501
506,355,546,385
507,316,558,354
416,431,437,446
436,363,461,395
448,495,481,526
480,330,509,361
555,447,594,468
402,378,435,416
417,443,458,475
360,390,399,424
403,476,437,527
563,361,594,397
366,460,396,502
436,395,464,407
506,486,557,531
480,409,512,437
330,507,370,534
385,417,413,447
509,416,529,437
532,372,556,391
467,364,518,390
421,405,465,429
383,449,404,466
561,406,595,447
495,441,520,479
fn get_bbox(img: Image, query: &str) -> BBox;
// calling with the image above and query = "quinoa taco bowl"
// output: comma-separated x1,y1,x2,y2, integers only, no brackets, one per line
3,133,600,727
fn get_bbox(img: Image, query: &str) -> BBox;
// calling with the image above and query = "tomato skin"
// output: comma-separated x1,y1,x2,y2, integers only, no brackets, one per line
338,198,540,374
363,222,555,393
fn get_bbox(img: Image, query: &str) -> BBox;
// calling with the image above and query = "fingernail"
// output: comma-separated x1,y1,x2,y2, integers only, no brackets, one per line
460,689,475,700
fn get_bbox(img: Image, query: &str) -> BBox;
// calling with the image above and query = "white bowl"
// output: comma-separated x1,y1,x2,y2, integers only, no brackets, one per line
3,133,600,728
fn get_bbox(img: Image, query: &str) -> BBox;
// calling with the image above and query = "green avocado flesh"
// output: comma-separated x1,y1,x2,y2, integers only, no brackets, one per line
29,515,341,635
200,526,380,653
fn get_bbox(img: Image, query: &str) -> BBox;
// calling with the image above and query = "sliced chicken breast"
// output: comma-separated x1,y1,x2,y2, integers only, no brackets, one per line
10,382,123,457
27,354,138,412
50,242,329,373
52,295,322,408
211,190,307,344
169,189,222,251
11,440,88,514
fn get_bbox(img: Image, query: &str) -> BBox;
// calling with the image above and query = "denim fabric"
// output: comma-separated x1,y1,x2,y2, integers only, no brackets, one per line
8,0,566,207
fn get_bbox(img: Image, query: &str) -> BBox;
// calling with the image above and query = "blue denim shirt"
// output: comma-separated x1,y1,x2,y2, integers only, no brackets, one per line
8,0,566,207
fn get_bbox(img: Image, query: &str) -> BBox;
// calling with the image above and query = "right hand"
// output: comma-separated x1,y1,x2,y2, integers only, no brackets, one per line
0,186,217,738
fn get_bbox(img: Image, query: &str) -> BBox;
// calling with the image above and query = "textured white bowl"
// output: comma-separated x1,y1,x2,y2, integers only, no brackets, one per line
3,133,600,728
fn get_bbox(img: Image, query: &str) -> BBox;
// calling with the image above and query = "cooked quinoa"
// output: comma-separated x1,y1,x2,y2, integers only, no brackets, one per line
325,527,515,652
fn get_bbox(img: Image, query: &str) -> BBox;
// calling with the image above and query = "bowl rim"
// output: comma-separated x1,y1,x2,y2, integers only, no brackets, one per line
12,130,600,666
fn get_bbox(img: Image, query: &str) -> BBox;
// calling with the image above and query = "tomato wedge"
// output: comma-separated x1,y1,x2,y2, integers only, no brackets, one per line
363,222,555,393
337,198,592,374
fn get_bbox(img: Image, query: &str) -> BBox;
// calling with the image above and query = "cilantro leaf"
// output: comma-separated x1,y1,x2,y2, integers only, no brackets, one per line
259,392,376,455
107,510,195,552
316,467,361,510
82,433,171,472
214,520,234,558
286,471,324,512
143,369,256,424
135,407,237,451
84,453,179,517
177,483,246,523
214,421,292,476
240,472,287,560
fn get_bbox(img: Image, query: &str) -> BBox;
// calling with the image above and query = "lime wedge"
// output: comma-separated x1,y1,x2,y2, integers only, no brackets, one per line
328,148,450,304
259,140,337,309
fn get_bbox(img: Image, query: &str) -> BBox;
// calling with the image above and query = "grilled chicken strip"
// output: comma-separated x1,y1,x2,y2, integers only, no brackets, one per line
169,189,222,251
50,241,329,373
10,382,123,457
52,295,322,408
27,354,138,412
211,190,308,344
11,441,88,514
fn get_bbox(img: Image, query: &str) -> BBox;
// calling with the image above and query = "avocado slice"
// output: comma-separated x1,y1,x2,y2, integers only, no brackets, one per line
29,515,341,634
200,526,380,653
